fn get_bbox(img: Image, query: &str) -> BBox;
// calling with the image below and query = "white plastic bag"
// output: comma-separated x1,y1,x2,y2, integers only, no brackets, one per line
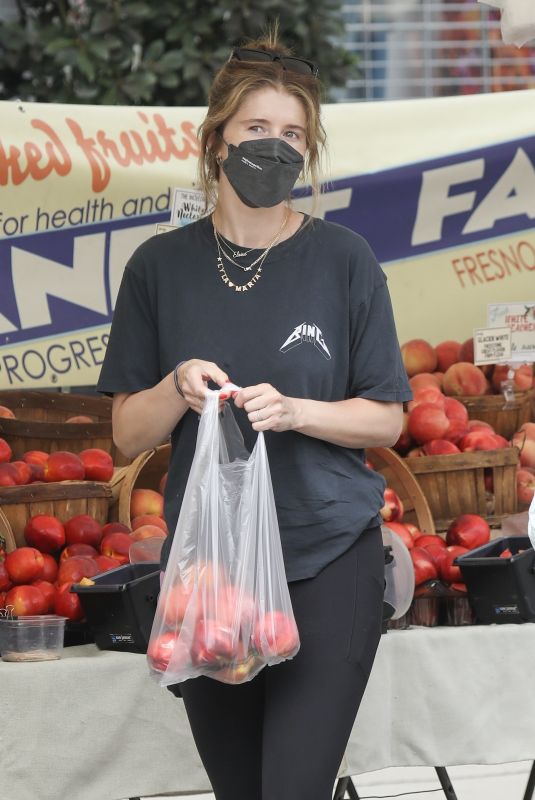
147,389,299,686
528,494,535,551
478,0,535,47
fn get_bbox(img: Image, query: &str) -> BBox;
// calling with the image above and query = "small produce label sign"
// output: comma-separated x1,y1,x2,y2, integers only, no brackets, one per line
487,302,535,363
473,326,512,365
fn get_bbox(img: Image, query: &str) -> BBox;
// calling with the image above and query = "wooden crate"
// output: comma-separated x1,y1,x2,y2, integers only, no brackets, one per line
0,507,16,554
406,447,519,531
456,389,534,440
107,443,170,528
367,446,435,535
0,390,130,466
0,481,112,548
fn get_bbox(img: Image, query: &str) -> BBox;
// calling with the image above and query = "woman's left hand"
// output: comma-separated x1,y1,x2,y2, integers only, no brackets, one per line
233,383,298,432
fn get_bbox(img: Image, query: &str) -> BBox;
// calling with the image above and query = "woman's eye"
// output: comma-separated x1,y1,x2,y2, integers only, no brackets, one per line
284,130,299,140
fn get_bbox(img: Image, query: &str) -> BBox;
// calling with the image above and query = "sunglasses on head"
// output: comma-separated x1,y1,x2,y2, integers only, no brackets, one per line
229,47,319,78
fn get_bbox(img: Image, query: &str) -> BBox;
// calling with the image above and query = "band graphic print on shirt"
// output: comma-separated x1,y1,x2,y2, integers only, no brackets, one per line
280,322,332,360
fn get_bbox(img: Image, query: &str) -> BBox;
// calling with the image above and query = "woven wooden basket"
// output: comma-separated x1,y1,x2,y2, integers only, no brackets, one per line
366,446,435,535
107,443,170,528
406,447,519,531
0,390,130,466
456,389,534,440
0,507,16,554
0,481,112,548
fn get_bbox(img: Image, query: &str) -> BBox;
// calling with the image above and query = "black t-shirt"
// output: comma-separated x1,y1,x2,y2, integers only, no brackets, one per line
97,214,412,581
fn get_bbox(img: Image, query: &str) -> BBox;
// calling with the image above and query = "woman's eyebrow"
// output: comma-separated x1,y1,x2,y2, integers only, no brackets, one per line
241,117,306,132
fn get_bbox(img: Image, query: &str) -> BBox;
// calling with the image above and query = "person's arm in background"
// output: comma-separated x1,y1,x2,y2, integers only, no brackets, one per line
112,360,229,458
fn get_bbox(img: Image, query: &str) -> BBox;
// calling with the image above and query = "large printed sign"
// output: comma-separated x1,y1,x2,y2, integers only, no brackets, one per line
0,91,534,388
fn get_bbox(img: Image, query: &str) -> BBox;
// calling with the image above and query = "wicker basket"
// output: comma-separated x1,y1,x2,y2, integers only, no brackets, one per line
0,481,112,548
406,447,519,531
0,390,130,466
367,446,435,535
107,443,170,527
0,507,16,554
456,390,534,440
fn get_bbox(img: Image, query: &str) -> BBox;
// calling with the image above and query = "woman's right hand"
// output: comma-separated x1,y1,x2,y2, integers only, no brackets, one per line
175,359,230,414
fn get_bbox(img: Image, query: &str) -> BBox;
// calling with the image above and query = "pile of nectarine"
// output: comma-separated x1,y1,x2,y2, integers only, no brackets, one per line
384,513,492,626
0,511,168,620
401,337,533,397
0,442,114,486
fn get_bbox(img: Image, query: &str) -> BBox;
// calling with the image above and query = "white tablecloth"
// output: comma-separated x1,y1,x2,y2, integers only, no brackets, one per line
1,624,534,800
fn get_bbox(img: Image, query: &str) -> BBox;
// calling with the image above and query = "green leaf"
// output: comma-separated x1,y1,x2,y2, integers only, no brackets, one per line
127,2,152,18
76,51,96,81
158,72,180,88
91,12,115,34
44,38,75,54
158,49,183,70
145,39,166,61
87,40,111,60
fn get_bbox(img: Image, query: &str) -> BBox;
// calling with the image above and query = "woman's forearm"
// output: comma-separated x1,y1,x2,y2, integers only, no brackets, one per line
290,397,403,449
112,372,188,459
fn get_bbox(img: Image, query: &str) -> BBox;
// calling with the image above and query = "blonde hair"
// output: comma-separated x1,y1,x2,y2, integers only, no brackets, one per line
197,30,326,211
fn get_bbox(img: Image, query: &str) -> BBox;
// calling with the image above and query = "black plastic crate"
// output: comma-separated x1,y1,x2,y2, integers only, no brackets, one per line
455,536,535,624
71,562,160,653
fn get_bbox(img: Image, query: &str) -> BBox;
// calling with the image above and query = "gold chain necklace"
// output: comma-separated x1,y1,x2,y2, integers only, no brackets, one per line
212,212,289,292
212,211,289,272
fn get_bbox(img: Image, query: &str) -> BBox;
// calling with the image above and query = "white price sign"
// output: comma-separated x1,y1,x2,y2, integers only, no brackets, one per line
487,302,535,363
170,188,211,227
473,326,512,365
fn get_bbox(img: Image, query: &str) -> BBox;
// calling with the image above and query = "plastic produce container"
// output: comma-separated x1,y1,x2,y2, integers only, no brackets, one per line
71,562,160,653
0,615,67,662
455,535,535,624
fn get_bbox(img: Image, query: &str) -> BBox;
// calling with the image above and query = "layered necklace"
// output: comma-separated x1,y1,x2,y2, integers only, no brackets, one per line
212,211,289,293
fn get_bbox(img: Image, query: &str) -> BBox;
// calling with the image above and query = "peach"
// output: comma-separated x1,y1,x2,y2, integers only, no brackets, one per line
392,412,412,455
517,468,535,504
407,386,445,413
409,373,442,393
422,439,461,455
433,371,444,389
408,403,450,444
129,525,167,542
380,488,404,522
44,450,85,482
100,532,132,565
401,339,438,377
434,340,461,372
442,362,488,397
519,422,535,441
492,364,533,393
0,437,12,464
459,338,474,363
0,463,18,485
467,419,494,432
131,514,168,533
458,430,505,452
79,448,114,482
65,415,94,423
22,450,49,466
443,397,469,423
406,446,424,457
512,433,535,469
0,405,16,419
101,522,131,535
130,488,164,519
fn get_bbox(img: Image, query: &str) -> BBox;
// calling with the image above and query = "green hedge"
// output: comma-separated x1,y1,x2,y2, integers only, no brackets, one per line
0,0,357,105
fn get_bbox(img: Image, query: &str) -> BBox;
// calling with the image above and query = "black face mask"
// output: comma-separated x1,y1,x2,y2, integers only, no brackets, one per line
220,138,304,208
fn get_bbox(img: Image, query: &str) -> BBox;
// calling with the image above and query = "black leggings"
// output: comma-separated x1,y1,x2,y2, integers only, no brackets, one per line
169,525,385,800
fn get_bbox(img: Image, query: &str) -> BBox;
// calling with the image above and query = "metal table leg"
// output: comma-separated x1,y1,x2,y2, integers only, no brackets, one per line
435,766,459,800
523,760,535,800
333,776,360,799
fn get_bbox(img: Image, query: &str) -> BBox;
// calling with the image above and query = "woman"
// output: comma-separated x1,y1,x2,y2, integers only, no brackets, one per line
98,31,411,800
